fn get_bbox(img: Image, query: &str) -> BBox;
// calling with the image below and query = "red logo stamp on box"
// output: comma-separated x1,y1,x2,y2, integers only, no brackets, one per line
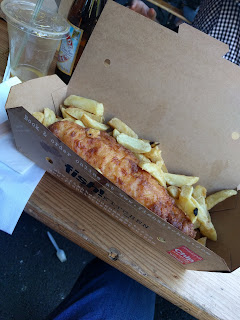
168,246,203,264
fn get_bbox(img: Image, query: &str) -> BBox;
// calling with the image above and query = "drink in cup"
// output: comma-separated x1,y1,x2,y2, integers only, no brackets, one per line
1,0,69,82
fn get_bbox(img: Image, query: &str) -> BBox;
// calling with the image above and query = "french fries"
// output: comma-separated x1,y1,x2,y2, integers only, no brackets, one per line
65,107,103,123
108,118,138,138
206,190,237,211
139,162,166,187
86,128,101,138
75,119,85,127
60,105,77,120
144,146,163,163
193,185,210,220
190,197,217,241
161,163,168,173
199,221,217,241
134,153,151,163
43,108,56,127
81,114,109,131
113,128,121,139
117,134,151,153
193,185,207,200
32,112,44,123
175,185,217,239
180,185,193,199
64,95,104,116
32,94,238,244
61,117,75,122
176,188,198,224
164,173,199,187
197,237,207,246
167,186,180,199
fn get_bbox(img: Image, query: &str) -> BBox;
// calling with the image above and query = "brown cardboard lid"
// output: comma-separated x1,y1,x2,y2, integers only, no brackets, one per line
6,75,66,114
68,0,240,193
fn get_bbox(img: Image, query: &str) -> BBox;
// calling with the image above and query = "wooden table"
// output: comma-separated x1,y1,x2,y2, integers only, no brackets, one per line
1,18,240,320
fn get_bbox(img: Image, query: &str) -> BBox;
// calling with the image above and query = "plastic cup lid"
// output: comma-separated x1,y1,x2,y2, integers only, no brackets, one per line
1,0,70,39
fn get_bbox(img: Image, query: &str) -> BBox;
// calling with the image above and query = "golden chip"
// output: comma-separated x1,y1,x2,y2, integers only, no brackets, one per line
64,95,104,116
190,197,208,225
161,163,168,173
81,114,109,131
61,117,75,122
176,191,198,224
167,186,180,199
60,105,77,120
134,153,151,163
197,237,207,246
32,112,44,124
180,185,193,199
193,185,210,220
193,185,207,200
164,173,199,187
189,197,217,241
199,221,217,241
139,162,166,187
113,128,121,139
43,108,56,127
206,190,237,210
108,118,138,138
117,134,151,153
144,146,163,163
65,107,103,122
75,119,85,127
193,220,200,229
86,128,101,138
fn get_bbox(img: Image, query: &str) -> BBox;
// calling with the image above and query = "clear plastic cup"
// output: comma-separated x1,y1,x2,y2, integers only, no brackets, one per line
1,0,69,82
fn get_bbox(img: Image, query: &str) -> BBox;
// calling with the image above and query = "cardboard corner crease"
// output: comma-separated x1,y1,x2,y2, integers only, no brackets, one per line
5,0,240,272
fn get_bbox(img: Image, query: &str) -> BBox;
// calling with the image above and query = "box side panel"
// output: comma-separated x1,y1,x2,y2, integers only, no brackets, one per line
51,86,68,115
68,1,240,193
5,75,66,114
208,193,240,271
7,107,230,272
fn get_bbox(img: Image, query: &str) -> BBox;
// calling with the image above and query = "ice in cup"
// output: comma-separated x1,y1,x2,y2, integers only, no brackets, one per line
1,0,69,82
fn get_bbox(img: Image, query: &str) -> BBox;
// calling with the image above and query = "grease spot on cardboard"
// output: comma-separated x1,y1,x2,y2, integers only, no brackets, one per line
232,132,239,140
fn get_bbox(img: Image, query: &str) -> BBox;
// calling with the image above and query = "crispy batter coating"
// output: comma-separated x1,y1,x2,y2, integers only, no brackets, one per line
49,121,196,238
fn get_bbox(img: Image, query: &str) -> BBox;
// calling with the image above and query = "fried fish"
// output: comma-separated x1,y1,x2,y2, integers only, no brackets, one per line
49,121,196,238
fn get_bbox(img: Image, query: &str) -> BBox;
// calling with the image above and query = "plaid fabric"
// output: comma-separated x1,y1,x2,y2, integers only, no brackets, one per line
193,0,240,65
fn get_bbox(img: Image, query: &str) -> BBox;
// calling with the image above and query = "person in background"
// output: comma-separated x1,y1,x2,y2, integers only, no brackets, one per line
128,0,201,26
48,258,156,320
192,0,240,66
130,0,240,66
182,0,200,22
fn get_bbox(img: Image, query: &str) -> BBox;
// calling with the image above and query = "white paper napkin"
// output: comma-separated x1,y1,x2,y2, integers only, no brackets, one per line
0,133,35,174
0,77,45,234
0,162,45,234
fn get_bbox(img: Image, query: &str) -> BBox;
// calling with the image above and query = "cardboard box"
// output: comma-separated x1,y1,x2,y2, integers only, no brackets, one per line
5,1,240,272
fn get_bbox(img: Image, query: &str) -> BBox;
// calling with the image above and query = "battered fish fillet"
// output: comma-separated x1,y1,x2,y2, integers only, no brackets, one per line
49,121,196,238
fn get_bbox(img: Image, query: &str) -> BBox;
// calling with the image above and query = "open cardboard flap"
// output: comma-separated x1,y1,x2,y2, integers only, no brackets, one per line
6,1,240,271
